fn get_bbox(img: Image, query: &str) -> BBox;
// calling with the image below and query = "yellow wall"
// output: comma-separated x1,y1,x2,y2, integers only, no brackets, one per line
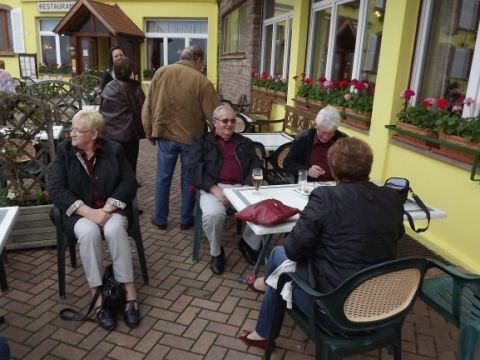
1,0,218,85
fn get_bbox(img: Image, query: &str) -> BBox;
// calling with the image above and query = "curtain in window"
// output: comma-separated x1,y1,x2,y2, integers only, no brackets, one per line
311,8,331,80
147,20,207,34
418,0,478,101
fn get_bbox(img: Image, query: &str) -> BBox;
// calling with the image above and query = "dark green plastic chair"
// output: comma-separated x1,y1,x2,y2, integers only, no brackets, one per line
420,259,480,360
51,198,149,299
265,257,429,360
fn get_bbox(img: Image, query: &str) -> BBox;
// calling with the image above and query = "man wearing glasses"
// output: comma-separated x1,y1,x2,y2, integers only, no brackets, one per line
142,46,218,231
189,105,263,274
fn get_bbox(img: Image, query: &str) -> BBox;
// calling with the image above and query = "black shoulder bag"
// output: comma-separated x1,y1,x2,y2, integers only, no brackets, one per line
384,177,431,233
60,264,126,322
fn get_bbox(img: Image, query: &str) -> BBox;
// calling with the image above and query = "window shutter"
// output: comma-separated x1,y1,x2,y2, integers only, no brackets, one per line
11,8,25,53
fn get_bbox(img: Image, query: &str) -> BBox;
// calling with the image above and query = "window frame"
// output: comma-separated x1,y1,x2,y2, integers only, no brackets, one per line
38,18,68,67
306,0,369,80
222,2,247,55
144,19,208,67
0,6,13,54
259,7,293,78
410,0,480,117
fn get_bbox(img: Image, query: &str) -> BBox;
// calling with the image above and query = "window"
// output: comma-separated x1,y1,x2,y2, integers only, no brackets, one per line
38,18,70,67
410,0,480,115
307,0,386,83
222,3,247,54
145,19,208,69
0,7,13,53
260,0,293,78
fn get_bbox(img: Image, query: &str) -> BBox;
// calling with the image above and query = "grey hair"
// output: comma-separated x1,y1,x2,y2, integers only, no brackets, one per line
212,104,236,120
315,105,340,131
73,109,105,134
179,46,204,61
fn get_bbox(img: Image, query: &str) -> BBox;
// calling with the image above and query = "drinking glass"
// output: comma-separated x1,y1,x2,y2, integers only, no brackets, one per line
252,168,263,193
298,169,308,192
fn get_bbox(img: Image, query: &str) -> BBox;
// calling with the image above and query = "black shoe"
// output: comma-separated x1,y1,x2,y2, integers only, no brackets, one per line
96,307,116,331
180,220,194,230
238,238,259,266
124,301,140,329
151,218,167,230
210,248,225,275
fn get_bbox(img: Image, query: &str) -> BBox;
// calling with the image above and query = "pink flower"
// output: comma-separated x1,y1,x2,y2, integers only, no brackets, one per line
463,97,476,106
323,80,334,88
354,81,365,91
452,104,463,112
400,89,415,100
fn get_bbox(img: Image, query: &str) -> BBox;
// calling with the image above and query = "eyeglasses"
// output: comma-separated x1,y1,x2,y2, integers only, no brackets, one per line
215,118,236,125
70,128,91,135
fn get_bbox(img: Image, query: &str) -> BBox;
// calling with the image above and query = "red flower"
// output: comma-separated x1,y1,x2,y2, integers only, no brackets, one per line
437,98,447,109
260,72,269,80
318,76,327,82
422,99,432,108
400,89,415,100
354,81,365,91
338,80,349,88
251,71,256,78
303,77,312,84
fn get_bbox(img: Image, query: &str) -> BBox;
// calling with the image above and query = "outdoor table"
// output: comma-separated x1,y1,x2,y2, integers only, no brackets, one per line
0,206,19,292
242,132,293,152
223,183,447,275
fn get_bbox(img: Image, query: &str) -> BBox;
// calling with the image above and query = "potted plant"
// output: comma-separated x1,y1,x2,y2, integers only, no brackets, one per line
394,90,440,149
432,98,480,163
251,72,288,102
342,79,373,130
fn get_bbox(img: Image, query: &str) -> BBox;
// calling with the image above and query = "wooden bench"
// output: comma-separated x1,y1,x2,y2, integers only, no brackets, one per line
283,105,316,135
420,259,480,360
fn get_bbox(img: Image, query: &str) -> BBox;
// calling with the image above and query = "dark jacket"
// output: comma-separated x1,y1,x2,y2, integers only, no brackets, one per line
285,181,405,292
100,79,146,142
284,128,346,181
48,139,137,237
189,133,263,191
100,70,114,91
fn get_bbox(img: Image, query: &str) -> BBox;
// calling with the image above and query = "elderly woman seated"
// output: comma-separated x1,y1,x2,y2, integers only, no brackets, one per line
239,137,406,349
48,110,140,331
284,105,347,181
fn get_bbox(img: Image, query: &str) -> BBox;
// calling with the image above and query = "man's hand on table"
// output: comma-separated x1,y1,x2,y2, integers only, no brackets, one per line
308,165,326,179
209,185,229,206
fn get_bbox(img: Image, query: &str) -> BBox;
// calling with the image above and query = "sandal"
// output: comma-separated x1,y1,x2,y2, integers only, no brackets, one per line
246,274,265,293
239,329,270,350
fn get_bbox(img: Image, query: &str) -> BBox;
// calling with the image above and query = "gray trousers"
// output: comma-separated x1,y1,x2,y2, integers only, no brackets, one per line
74,213,134,288
200,184,262,257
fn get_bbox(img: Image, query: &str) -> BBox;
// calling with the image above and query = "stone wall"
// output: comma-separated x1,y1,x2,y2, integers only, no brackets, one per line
217,0,262,104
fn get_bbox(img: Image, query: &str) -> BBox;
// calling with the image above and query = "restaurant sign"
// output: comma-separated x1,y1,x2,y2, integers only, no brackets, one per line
37,1,75,13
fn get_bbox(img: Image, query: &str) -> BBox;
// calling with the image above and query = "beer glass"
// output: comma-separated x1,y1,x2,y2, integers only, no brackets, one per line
252,168,263,193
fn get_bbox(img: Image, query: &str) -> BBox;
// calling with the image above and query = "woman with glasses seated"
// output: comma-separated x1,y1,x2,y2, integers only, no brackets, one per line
239,137,405,349
48,109,140,331
189,104,263,275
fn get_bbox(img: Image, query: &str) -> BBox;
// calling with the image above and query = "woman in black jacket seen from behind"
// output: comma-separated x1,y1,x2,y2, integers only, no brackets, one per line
100,57,145,174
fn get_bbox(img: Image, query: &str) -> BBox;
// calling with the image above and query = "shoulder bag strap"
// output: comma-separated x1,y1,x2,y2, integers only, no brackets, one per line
404,188,431,233
59,287,100,322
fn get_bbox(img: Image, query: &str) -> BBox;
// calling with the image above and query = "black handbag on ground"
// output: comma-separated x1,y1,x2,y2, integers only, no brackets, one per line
59,264,126,322
384,177,430,233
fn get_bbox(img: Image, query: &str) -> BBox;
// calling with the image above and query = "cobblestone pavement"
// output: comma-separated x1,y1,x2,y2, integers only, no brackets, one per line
0,140,476,359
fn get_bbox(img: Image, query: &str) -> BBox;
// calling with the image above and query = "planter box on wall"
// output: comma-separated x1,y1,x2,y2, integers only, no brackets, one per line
433,133,480,164
7,204,56,250
393,122,438,150
342,108,371,130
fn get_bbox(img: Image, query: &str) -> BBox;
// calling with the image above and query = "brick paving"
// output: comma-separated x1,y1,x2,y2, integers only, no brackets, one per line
0,140,477,359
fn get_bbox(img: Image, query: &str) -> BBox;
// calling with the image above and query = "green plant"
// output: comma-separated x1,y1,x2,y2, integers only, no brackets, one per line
143,69,156,79
344,80,374,113
252,72,288,92
457,117,480,142
39,64,72,75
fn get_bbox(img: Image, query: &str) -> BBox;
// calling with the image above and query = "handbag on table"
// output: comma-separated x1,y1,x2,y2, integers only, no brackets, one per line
235,199,300,226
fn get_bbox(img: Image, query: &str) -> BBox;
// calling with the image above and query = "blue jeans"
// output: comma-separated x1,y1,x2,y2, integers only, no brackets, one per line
255,246,333,338
0,336,9,360
154,139,193,225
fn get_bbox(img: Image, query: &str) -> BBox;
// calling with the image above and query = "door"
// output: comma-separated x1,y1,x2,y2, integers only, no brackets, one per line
80,37,98,72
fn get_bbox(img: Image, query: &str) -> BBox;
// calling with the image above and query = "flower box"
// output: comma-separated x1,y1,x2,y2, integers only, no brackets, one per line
342,108,371,130
432,133,480,164
393,122,438,150
7,204,56,250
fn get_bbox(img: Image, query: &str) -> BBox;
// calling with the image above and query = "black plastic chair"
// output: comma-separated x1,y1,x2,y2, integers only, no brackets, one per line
265,257,429,360
264,142,294,185
51,198,149,299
